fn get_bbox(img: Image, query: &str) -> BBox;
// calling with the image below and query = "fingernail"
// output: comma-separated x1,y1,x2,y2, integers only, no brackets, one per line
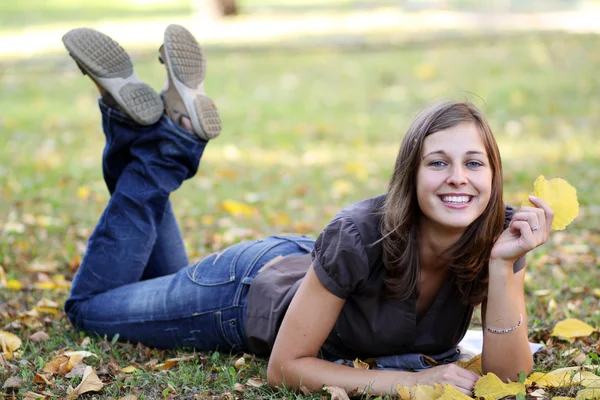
528,195,538,201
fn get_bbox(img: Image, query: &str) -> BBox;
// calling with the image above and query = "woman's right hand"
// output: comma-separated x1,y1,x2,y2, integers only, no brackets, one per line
413,364,480,395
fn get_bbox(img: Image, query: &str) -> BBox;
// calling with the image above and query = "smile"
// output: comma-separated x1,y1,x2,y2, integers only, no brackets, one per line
439,195,473,204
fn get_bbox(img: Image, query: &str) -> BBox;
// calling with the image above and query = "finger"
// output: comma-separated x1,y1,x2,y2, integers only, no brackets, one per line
511,220,537,248
527,195,555,231
451,383,475,396
519,206,548,235
510,212,540,234
450,376,477,394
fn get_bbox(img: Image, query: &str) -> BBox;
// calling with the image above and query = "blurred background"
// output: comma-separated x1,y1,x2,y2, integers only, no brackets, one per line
0,1,599,398
0,0,599,313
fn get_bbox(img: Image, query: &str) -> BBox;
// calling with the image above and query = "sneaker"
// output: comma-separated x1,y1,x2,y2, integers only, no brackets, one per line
62,27,164,126
159,24,221,140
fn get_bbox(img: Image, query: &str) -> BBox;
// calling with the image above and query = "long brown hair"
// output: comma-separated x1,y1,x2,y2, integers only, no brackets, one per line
380,100,505,305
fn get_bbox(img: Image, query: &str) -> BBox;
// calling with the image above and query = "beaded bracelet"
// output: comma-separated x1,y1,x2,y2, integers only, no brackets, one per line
484,314,523,334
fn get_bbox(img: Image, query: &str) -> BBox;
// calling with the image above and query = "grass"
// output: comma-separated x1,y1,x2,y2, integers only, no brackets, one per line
0,30,599,398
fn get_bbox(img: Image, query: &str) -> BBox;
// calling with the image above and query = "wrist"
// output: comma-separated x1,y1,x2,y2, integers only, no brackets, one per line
488,258,514,273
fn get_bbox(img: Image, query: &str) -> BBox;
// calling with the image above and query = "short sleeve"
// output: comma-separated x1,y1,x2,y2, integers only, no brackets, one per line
311,212,370,299
504,205,527,274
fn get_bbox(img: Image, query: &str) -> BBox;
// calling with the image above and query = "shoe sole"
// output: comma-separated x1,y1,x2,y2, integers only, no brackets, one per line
62,28,163,126
163,24,221,140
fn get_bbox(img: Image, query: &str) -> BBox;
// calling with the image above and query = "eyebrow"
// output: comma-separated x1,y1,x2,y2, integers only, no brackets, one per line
422,150,486,159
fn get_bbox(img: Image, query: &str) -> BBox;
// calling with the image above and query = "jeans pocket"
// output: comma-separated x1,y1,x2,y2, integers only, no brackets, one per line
186,241,255,286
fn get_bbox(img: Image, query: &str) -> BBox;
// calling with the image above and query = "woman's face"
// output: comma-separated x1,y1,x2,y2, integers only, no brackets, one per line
416,122,493,234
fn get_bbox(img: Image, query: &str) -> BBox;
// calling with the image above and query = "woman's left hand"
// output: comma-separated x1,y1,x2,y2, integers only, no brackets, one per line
490,196,554,263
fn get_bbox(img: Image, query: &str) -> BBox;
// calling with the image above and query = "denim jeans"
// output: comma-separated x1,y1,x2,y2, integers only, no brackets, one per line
65,102,314,351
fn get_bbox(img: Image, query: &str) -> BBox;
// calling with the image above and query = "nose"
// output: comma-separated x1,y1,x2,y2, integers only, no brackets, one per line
446,165,468,186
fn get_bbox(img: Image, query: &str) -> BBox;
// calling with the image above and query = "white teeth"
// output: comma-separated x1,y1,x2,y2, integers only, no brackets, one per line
441,196,471,203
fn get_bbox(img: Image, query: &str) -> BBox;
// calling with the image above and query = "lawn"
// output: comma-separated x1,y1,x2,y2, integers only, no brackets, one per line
0,23,599,400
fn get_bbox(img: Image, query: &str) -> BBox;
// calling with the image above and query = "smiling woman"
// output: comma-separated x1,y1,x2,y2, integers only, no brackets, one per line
61,24,555,398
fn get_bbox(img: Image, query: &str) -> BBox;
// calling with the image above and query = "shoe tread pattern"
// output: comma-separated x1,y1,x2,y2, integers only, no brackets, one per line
119,83,165,125
195,96,222,139
63,28,132,79
164,25,206,88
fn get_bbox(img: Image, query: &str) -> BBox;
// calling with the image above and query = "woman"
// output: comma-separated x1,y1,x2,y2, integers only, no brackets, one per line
62,25,553,397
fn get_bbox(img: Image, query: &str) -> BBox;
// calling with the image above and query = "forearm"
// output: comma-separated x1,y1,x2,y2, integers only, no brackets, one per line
267,356,415,396
482,260,533,381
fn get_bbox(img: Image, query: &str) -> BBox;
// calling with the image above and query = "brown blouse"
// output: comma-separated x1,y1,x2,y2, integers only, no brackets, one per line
245,195,525,358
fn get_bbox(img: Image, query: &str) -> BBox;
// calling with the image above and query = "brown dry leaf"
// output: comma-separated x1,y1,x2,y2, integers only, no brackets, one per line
455,354,483,375
63,350,97,359
576,388,600,400
233,382,246,392
117,396,137,400
0,331,21,359
33,373,53,386
530,388,547,398
65,363,88,379
43,355,69,374
551,319,597,341
473,373,525,400
23,392,47,399
324,386,351,400
66,366,104,399
2,375,22,389
19,309,43,329
154,356,195,371
29,331,50,343
246,377,264,388
353,358,370,369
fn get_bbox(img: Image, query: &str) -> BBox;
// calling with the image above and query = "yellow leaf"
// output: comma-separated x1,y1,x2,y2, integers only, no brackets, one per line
66,366,104,399
551,318,596,341
33,307,58,315
474,373,525,400
0,330,22,359
527,368,600,387
576,388,600,400
396,385,411,400
521,176,579,230
353,358,369,369
34,282,57,290
77,186,90,201
6,279,23,290
121,366,137,373
552,397,575,400
411,384,441,399
455,354,483,376
344,161,368,181
219,200,257,217
437,384,474,399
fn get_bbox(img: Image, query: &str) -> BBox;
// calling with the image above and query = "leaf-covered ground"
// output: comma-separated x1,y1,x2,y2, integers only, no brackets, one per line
0,28,599,399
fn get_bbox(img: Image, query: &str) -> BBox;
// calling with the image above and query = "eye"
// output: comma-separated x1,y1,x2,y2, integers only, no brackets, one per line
466,161,484,168
428,161,447,168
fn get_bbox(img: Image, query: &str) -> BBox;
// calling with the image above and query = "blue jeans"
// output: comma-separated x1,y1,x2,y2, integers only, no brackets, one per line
65,102,314,352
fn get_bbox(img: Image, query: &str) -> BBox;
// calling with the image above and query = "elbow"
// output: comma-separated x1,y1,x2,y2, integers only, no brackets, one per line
266,357,287,389
483,357,533,383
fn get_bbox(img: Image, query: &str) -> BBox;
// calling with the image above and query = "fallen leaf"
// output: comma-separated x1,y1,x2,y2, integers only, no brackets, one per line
66,366,104,399
30,331,50,343
23,392,47,399
0,331,22,359
65,363,88,379
576,388,600,400
437,384,473,399
5,279,23,290
246,377,264,388
233,382,245,392
324,386,351,400
551,318,597,341
2,375,22,389
43,356,69,374
117,396,137,400
474,373,526,400
33,372,53,386
121,366,137,373
521,176,579,230
353,358,369,369
220,200,257,217
63,350,98,359
233,356,245,370
455,354,483,375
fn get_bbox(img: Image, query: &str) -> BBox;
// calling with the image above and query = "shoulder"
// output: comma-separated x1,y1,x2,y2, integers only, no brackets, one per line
337,194,386,241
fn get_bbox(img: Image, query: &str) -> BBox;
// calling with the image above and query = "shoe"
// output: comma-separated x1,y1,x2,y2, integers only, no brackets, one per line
159,24,221,140
62,28,164,126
